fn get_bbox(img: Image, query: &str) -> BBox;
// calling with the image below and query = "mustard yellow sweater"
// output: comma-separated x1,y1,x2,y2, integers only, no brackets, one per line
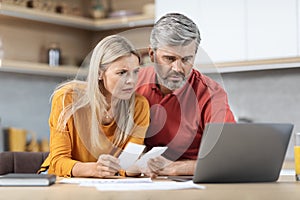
40,85,149,177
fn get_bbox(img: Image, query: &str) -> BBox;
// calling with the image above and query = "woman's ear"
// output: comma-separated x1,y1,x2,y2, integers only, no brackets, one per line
148,47,155,62
98,71,103,80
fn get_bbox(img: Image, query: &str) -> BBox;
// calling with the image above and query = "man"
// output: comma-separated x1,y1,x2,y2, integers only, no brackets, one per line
136,13,236,176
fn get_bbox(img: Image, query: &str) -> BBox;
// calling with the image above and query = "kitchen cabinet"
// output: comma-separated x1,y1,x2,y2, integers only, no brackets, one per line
247,0,298,60
156,0,246,63
196,0,246,63
0,2,154,77
156,0,300,72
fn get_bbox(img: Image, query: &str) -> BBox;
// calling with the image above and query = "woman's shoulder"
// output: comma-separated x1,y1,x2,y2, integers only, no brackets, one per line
52,81,87,101
133,93,150,112
134,93,149,106
133,93,150,123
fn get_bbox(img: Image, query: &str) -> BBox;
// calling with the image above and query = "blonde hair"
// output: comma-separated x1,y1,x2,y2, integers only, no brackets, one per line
53,35,140,157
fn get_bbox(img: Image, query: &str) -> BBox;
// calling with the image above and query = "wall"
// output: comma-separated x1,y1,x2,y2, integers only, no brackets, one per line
1,66,299,158
0,71,65,141
217,67,300,159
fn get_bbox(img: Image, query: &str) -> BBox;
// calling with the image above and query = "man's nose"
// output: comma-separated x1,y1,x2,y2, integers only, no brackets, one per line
171,59,184,73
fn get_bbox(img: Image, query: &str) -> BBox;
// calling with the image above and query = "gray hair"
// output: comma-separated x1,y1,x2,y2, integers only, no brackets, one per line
150,13,201,53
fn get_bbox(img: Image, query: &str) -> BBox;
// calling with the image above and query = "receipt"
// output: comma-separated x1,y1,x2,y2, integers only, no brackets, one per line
118,142,168,170
135,146,168,168
118,143,145,170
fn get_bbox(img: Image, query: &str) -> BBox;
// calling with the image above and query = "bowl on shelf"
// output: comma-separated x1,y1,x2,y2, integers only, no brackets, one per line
108,10,141,18
90,8,106,19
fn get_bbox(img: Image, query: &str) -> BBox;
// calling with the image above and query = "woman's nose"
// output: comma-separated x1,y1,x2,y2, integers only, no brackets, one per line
125,73,136,84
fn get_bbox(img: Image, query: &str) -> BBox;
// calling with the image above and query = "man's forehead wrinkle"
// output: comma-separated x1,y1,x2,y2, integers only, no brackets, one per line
157,46,195,58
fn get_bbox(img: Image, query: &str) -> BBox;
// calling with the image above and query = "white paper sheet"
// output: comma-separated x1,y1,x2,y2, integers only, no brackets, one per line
118,143,168,170
135,146,168,168
118,143,145,170
280,169,295,176
59,177,152,185
94,181,205,191
59,178,205,191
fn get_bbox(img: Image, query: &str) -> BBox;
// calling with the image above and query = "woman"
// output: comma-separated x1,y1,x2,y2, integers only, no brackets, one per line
39,35,150,178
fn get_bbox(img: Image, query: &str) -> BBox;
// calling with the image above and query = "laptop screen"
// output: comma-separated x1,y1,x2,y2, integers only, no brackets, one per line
193,123,293,183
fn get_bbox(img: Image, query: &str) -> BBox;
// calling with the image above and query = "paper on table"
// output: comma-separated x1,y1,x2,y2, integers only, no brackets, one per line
94,180,206,191
60,177,152,185
118,142,145,170
60,177,205,191
135,146,168,168
280,169,295,176
60,177,205,190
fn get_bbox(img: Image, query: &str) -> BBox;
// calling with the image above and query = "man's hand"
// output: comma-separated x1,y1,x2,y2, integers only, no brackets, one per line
145,156,197,177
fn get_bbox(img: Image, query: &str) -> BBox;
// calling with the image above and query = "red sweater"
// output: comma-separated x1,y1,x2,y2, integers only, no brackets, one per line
136,67,235,160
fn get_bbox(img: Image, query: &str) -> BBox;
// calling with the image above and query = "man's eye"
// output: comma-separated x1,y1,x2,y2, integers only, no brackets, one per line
163,56,175,63
134,68,140,74
182,57,192,64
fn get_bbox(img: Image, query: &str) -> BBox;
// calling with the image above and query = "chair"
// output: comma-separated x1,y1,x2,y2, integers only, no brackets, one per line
0,151,49,175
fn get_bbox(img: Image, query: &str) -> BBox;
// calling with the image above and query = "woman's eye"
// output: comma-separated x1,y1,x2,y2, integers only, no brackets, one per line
117,70,127,75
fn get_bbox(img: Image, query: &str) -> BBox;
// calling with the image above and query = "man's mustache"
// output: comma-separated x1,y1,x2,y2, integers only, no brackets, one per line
166,71,185,78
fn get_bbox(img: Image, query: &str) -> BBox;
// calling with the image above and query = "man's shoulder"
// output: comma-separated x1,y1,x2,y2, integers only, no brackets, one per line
137,66,155,89
139,66,155,77
190,69,225,93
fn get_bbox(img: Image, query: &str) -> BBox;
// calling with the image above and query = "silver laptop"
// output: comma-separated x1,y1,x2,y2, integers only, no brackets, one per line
191,123,293,183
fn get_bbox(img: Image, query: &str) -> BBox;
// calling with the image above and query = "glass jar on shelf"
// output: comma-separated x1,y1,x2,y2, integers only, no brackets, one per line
47,42,61,67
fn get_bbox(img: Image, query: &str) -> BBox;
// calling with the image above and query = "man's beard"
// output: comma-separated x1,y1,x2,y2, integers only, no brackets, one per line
156,69,188,91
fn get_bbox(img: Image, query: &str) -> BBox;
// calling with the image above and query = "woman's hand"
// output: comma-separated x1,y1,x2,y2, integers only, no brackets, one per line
71,154,120,178
94,154,121,177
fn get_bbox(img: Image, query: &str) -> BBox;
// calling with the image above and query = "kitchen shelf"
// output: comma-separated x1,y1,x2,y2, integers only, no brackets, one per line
0,4,154,31
1,57,300,78
201,57,300,74
0,59,87,78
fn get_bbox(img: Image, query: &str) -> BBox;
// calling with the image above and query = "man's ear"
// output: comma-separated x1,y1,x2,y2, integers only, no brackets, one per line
148,46,155,62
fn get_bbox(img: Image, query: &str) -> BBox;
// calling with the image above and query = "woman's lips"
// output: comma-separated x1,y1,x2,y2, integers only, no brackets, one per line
122,88,134,93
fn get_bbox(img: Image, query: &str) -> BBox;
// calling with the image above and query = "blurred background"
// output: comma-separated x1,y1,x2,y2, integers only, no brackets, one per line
0,0,299,160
